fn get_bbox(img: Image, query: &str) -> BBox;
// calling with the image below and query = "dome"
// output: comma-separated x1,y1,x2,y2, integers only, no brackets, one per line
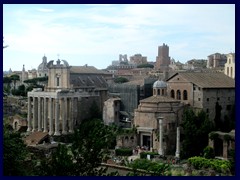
153,80,167,88
38,62,48,72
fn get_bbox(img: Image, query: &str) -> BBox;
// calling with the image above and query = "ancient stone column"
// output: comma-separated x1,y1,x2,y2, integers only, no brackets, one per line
49,98,53,135
69,97,74,133
38,97,42,131
32,97,37,132
175,126,180,158
62,97,67,134
54,98,60,136
223,140,228,159
27,96,32,131
43,97,48,132
158,117,164,156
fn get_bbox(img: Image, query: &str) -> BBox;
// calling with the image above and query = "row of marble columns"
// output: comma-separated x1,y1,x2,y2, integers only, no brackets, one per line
27,96,77,136
158,117,180,158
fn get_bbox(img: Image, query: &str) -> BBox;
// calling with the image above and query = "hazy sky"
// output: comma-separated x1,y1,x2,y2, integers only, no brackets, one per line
3,4,235,71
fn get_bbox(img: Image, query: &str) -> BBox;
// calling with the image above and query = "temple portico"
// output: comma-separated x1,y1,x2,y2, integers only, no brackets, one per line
27,89,82,136
26,59,109,136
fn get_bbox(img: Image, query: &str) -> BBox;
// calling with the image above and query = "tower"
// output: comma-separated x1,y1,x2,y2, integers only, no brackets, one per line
155,43,170,71
22,64,26,83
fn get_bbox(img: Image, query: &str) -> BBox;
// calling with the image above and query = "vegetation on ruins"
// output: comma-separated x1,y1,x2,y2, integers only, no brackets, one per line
188,156,231,174
214,102,235,132
203,146,215,159
180,108,215,159
114,76,129,84
137,63,154,68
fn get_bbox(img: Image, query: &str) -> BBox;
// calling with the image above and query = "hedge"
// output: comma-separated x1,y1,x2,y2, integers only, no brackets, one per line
140,152,159,159
115,148,133,156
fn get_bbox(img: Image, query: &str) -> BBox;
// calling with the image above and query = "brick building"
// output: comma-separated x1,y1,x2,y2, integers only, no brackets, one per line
167,72,235,122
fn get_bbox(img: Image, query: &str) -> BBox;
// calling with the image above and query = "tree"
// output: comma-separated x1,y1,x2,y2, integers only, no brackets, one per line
181,108,214,159
3,76,12,94
89,100,102,119
3,125,31,175
36,144,74,176
37,119,117,176
10,74,20,91
114,77,129,84
137,64,154,68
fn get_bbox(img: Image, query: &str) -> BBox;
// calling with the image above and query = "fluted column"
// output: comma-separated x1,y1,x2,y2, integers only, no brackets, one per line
32,97,37,132
54,98,60,136
62,97,67,134
158,117,164,156
27,96,32,131
38,97,42,131
175,127,180,158
49,98,53,135
43,97,48,132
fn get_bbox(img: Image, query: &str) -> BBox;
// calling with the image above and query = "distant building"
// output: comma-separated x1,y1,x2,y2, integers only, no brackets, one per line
224,53,235,79
155,43,171,71
28,69,38,79
37,55,48,77
207,53,227,69
129,54,147,65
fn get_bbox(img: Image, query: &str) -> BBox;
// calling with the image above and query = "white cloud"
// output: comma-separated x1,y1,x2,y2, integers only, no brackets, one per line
3,4,235,70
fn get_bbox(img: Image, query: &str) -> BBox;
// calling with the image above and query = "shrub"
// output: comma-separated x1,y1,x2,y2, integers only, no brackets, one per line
115,148,133,156
128,159,170,175
223,134,232,141
203,146,215,159
209,132,219,140
114,77,129,84
188,156,231,173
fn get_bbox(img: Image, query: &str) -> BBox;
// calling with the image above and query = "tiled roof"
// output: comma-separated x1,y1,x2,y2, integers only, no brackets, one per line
70,74,108,88
70,66,111,74
24,132,49,146
140,95,180,103
123,79,145,86
169,72,235,88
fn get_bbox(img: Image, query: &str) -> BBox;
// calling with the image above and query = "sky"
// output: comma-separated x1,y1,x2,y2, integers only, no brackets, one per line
3,4,235,71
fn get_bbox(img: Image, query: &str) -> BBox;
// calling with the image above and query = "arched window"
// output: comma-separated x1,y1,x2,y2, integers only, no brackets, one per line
153,89,156,95
183,90,188,100
230,67,233,78
162,89,164,96
171,90,175,98
177,90,181,100
227,67,229,76
158,89,160,95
